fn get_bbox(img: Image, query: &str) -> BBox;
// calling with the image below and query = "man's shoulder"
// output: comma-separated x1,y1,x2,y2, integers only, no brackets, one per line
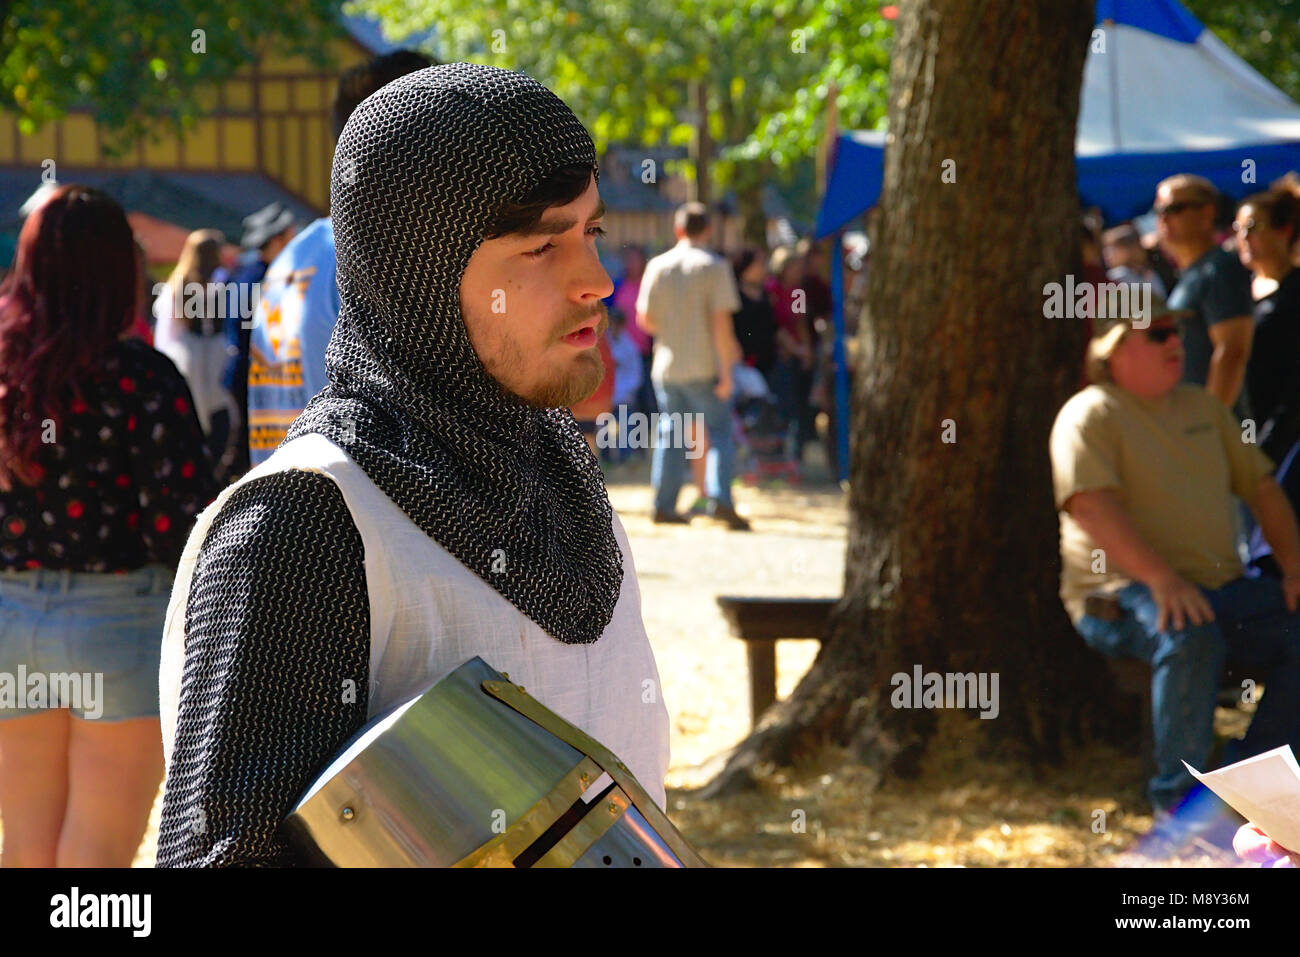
684,243,726,268
1056,384,1123,427
1168,382,1230,420
201,467,358,561
1205,245,1244,271
1185,246,1249,290
644,247,675,270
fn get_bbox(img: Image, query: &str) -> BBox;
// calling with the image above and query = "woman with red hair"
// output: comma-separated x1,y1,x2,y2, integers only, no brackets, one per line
0,185,216,866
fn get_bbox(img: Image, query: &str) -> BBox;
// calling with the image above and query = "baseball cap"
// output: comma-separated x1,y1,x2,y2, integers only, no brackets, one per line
1089,286,1187,360
240,202,297,249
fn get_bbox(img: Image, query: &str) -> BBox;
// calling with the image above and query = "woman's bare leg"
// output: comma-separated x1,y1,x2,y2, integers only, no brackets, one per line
0,709,70,867
56,716,163,867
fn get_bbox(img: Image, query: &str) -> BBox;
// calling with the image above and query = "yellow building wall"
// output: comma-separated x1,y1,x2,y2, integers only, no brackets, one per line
61,115,98,166
2,35,373,213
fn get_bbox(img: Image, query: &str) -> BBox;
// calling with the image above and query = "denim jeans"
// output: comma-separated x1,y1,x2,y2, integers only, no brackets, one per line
0,564,174,721
1075,578,1300,811
652,378,736,513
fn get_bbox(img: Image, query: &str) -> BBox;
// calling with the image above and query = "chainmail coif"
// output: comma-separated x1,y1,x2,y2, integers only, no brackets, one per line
283,63,621,645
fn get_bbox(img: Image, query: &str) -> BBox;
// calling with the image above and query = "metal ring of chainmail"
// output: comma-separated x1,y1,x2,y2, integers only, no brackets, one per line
283,62,622,645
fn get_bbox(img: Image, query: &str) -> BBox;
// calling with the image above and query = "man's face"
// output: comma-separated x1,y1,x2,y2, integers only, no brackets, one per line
459,174,613,408
1109,317,1184,399
1102,240,1139,272
1154,184,1214,249
263,226,297,263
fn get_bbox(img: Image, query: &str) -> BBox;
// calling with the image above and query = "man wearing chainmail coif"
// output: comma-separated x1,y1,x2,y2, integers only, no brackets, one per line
155,63,670,866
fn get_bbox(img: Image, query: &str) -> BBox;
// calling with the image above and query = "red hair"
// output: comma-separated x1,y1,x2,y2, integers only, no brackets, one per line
0,184,137,490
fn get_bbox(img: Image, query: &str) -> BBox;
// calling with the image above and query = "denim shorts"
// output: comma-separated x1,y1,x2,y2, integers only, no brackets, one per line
0,564,174,721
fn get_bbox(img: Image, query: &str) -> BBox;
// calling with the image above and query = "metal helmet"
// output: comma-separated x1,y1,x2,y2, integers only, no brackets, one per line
284,656,707,867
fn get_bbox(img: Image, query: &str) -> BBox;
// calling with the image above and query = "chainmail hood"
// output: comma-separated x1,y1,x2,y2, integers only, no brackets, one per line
283,63,622,645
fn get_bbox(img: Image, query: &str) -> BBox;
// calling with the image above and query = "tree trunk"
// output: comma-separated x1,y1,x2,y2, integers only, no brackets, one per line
689,80,712,205
705,0,1131,798
732,160,772,247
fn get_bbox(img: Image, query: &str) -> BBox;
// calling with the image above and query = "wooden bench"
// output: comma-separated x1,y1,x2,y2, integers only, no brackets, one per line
717,597,1248,745
716,596,836,728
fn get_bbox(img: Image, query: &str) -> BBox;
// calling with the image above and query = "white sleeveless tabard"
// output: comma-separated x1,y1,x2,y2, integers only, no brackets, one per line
159,432,671,808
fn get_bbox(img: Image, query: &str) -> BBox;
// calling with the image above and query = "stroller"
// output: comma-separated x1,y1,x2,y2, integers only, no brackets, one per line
731,365,800,485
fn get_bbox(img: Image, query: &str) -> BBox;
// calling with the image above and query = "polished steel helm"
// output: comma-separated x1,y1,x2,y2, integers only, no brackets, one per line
284,656,707,867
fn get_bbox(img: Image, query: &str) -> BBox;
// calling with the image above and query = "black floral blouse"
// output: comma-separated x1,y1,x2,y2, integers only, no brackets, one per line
0,337,219,572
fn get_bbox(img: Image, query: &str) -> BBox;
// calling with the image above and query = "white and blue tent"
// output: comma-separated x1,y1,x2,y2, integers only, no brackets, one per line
815,0,1300,480
817,0,1300,234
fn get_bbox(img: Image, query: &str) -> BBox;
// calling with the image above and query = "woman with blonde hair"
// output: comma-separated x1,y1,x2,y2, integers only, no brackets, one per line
154,229,238,481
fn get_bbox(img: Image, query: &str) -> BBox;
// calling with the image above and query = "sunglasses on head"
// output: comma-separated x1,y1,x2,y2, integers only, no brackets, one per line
1155,200,1205,217
1144,325,1180,343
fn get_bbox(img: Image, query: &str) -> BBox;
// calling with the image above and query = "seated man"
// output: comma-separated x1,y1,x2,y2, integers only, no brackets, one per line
1050,297,1300,817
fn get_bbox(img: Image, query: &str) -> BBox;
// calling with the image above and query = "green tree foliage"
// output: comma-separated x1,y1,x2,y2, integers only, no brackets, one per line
352,0,893,221
1183,0,1300,103
0,0,341,155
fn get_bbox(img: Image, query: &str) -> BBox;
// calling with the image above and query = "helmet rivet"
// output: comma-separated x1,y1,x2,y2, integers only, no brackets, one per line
608,802,618,814
341,807,355,821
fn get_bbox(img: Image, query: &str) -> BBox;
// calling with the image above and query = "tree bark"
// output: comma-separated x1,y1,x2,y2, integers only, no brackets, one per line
704,0,1131,798
689,79,712,205
732,159,773,247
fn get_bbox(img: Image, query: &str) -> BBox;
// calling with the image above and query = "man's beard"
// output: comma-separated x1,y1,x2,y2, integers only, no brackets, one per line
484,302,610,410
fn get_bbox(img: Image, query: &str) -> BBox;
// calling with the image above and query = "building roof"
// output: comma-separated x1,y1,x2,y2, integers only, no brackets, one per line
0,168,319,254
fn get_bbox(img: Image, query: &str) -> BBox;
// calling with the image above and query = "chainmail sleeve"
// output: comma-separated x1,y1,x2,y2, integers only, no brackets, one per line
156,469,370,867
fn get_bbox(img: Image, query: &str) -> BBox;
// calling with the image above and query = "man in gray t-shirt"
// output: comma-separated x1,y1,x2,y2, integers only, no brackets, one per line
1155,174,1253,414
636,202,747,529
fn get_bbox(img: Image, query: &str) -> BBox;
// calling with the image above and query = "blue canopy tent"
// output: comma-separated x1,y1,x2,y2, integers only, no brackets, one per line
814,0,1300,481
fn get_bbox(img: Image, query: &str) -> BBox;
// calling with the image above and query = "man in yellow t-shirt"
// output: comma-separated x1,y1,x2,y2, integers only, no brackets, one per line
1050,296,1300,818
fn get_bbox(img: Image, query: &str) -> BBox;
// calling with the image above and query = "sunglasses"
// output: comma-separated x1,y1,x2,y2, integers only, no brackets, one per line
1144,325,1180,343
1154,200,1205,217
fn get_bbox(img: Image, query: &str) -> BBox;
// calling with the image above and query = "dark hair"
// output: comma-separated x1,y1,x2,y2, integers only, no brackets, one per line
1238,175,1300,251
481,164,596,240
674,202,709,238
0,185,137,489
732,246,764,283
332,49,436,139
1102,223,1140,247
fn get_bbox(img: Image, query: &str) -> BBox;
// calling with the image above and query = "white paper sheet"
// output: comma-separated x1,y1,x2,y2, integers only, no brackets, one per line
1184,745,1300,851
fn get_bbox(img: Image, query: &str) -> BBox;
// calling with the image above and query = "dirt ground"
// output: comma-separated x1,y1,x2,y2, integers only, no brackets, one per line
3,444,1250,867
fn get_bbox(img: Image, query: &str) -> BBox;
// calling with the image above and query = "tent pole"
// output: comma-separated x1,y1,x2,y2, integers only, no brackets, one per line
1106,19,1122,151
831,227,850,486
